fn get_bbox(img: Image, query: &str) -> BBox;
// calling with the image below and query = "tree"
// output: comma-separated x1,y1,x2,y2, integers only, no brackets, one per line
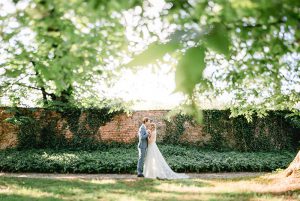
0,0,141,107
127,0,300,119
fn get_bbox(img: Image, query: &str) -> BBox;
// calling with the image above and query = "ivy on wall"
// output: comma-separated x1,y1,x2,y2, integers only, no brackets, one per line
4,106,122,150
229,111,296,151
163,114,194,144
163,110,300,151
3,107,300,151
202,110,231,150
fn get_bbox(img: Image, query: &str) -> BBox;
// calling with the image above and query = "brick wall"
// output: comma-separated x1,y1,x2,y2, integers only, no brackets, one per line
1,107,295,151
0,108,205,149
0,109,18,149
99,110,172,143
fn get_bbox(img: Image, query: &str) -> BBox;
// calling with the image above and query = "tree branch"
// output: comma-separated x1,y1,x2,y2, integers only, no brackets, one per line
4,82,56,98
0,74,29,94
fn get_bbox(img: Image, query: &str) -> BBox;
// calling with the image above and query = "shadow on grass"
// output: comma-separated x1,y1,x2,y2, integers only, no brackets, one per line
0,194,62,201
0,176,299,201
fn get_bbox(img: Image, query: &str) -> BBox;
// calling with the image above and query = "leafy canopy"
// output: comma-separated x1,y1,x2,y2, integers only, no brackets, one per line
127,0,300,120
0,0,141,107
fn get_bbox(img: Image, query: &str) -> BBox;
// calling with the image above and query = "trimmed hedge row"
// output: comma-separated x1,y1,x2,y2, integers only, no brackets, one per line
0,145,295,173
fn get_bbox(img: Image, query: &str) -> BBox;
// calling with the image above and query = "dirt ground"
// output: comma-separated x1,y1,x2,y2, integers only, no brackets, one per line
0,172,266,180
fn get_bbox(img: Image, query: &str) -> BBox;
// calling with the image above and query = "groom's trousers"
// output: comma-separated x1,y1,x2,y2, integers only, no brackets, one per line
137,147,147,175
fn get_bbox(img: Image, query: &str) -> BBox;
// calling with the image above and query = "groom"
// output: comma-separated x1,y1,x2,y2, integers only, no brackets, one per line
137,117,151,177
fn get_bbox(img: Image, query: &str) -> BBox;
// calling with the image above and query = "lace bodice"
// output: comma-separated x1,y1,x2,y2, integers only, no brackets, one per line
148,130,156,144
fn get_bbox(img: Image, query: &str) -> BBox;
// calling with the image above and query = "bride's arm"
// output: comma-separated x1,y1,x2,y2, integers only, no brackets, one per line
147,130,151,140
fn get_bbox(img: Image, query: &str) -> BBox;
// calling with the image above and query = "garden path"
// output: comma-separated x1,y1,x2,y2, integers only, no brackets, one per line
0,172,266,180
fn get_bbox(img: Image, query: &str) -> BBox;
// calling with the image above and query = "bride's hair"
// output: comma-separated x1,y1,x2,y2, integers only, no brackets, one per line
150,123,156,130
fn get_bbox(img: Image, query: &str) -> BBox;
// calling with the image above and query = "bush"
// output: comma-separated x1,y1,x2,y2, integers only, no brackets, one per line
0,145,295,173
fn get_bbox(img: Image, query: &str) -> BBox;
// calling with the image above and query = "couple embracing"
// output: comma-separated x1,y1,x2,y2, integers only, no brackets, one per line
137,117,189,179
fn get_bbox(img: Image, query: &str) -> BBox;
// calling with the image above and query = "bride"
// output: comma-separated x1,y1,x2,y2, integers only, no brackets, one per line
143,123,189,179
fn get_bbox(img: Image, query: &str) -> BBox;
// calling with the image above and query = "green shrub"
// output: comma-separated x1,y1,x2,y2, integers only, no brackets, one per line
0,145,295,173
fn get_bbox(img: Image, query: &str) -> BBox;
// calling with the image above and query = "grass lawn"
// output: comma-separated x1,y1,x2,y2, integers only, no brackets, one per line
0,174,300,201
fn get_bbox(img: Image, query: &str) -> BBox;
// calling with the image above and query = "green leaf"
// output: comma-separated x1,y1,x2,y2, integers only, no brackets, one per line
203,23,230,58
2,32,16,41
39,65,53,80
182,103,203,124
175,45,206,95
126,41,179,67
4,69,23,78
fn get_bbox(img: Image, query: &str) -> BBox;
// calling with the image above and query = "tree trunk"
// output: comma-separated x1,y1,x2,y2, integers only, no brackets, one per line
284,150,300,177
50,86,73,103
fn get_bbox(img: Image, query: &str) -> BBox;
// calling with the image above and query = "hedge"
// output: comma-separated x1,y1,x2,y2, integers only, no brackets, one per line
0,145,295,173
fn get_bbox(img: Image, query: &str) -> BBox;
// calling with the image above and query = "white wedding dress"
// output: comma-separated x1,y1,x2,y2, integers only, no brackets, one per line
143,129,189,179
